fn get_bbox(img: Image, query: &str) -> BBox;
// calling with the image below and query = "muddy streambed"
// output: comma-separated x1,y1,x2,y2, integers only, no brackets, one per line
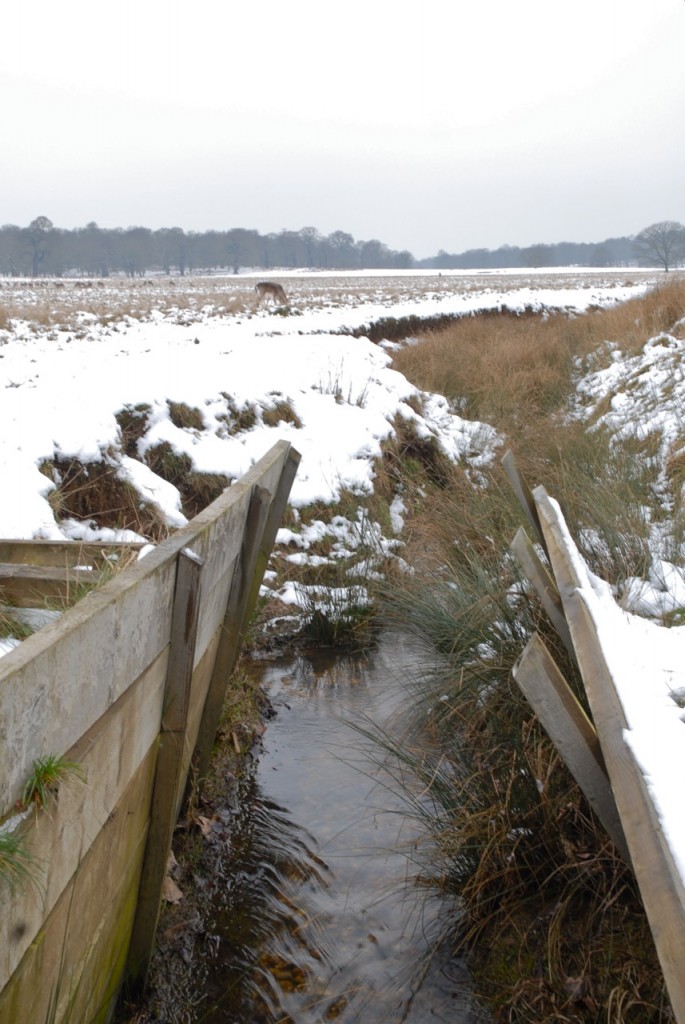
152,634,482,1023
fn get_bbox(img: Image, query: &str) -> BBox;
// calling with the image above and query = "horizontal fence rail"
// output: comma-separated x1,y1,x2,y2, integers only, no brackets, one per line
0,440,300,1024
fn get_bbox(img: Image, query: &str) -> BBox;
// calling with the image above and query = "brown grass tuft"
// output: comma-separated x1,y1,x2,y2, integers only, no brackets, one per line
40,456,169,541
143,442,230,517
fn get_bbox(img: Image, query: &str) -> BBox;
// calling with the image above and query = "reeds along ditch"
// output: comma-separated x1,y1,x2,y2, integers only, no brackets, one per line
374,284,685,1022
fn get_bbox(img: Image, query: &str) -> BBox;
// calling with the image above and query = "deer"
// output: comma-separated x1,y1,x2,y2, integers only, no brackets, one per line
254,281,288,306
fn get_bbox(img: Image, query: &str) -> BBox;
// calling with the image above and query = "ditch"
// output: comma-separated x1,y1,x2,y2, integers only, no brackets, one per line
140,633,484,1023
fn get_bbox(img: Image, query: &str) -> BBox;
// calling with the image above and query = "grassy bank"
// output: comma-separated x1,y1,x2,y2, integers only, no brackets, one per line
376,277,685,1021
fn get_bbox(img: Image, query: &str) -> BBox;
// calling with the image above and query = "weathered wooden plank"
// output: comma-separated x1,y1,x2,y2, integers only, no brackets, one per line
535,488,685,1023
532,485,585,596
175,494,249,607
182,625,222,791
0,539,145,568
510,527,575,658
126,548,203,987
0,446,293,814
502,449,548,557
0,648,167,987
0,749,155,1024
568,591,685,1022
0,558,177,816
192,552,240,667
194,448,300,780
513,633,629,861
0,561,105,607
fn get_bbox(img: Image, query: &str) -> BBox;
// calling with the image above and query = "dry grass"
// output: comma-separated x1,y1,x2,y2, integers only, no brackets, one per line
392,278,685,587
142,443,230,518
39,455,171,541
261,394,303,428
0,277,258,332
393,309,577,426
391,277,685,433
374,281,685,1022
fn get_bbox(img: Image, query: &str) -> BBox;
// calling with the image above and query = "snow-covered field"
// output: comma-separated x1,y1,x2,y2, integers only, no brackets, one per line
0,267,677,608
0,267,663,539
2,266,685,886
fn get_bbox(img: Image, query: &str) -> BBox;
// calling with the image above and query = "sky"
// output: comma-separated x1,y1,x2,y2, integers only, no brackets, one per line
2,0,685,257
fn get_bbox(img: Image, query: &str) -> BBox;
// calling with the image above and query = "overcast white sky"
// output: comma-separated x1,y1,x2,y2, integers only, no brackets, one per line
2,0,684,258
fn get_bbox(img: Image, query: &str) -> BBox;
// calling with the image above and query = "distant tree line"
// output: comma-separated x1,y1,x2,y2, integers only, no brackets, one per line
418,221,685,272
0,218,414,277
1,217,683,277
419,236,638,270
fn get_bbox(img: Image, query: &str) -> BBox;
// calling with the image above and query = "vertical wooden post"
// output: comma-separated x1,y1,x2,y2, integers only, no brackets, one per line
125,547,203,990
193,447,301,781
244,445,301,617
192,484,272,781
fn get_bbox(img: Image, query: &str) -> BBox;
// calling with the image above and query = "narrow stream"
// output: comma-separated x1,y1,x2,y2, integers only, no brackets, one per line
194,633,482,1023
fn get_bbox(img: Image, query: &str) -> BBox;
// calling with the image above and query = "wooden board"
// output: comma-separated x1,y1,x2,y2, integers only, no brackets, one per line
0,539,144,567
514,632,629,861
535,486,685,1023
0,562,105,607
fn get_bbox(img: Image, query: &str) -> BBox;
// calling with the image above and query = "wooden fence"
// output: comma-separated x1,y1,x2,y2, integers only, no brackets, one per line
504,452,685,1023
0,440,300,1024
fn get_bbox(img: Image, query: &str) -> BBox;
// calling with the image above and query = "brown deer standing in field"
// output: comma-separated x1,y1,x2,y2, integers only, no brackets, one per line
255,281,288,306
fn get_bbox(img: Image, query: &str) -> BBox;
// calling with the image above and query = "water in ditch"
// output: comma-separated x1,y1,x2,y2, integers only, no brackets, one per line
191,633,483,1023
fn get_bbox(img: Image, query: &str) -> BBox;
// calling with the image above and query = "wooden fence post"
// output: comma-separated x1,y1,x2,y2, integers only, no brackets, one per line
193,447,301,781
244,445,301,617
125,547,204,990
192,484,272,781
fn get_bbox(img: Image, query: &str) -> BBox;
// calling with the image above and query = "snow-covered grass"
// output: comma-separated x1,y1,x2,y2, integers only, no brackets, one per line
0,268,657,627
0,271,658,510
1,266,680,626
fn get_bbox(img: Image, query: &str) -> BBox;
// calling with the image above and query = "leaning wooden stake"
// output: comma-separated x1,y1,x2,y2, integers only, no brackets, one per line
513,633,629,862
501,449,548,557
126,547,204,989
511,527,575,660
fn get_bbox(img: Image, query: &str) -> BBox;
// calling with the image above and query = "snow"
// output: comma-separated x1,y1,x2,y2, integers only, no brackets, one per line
2,266,684,886
0,269,657,541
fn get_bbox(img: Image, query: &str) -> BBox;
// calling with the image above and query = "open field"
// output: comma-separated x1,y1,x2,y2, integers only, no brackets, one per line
0,267,664,333
0,267,680,652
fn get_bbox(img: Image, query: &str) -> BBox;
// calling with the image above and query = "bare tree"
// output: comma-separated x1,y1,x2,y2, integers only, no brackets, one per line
634,221,685,272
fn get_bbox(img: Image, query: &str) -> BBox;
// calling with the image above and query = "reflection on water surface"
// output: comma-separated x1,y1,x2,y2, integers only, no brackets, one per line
197,635,482,1023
